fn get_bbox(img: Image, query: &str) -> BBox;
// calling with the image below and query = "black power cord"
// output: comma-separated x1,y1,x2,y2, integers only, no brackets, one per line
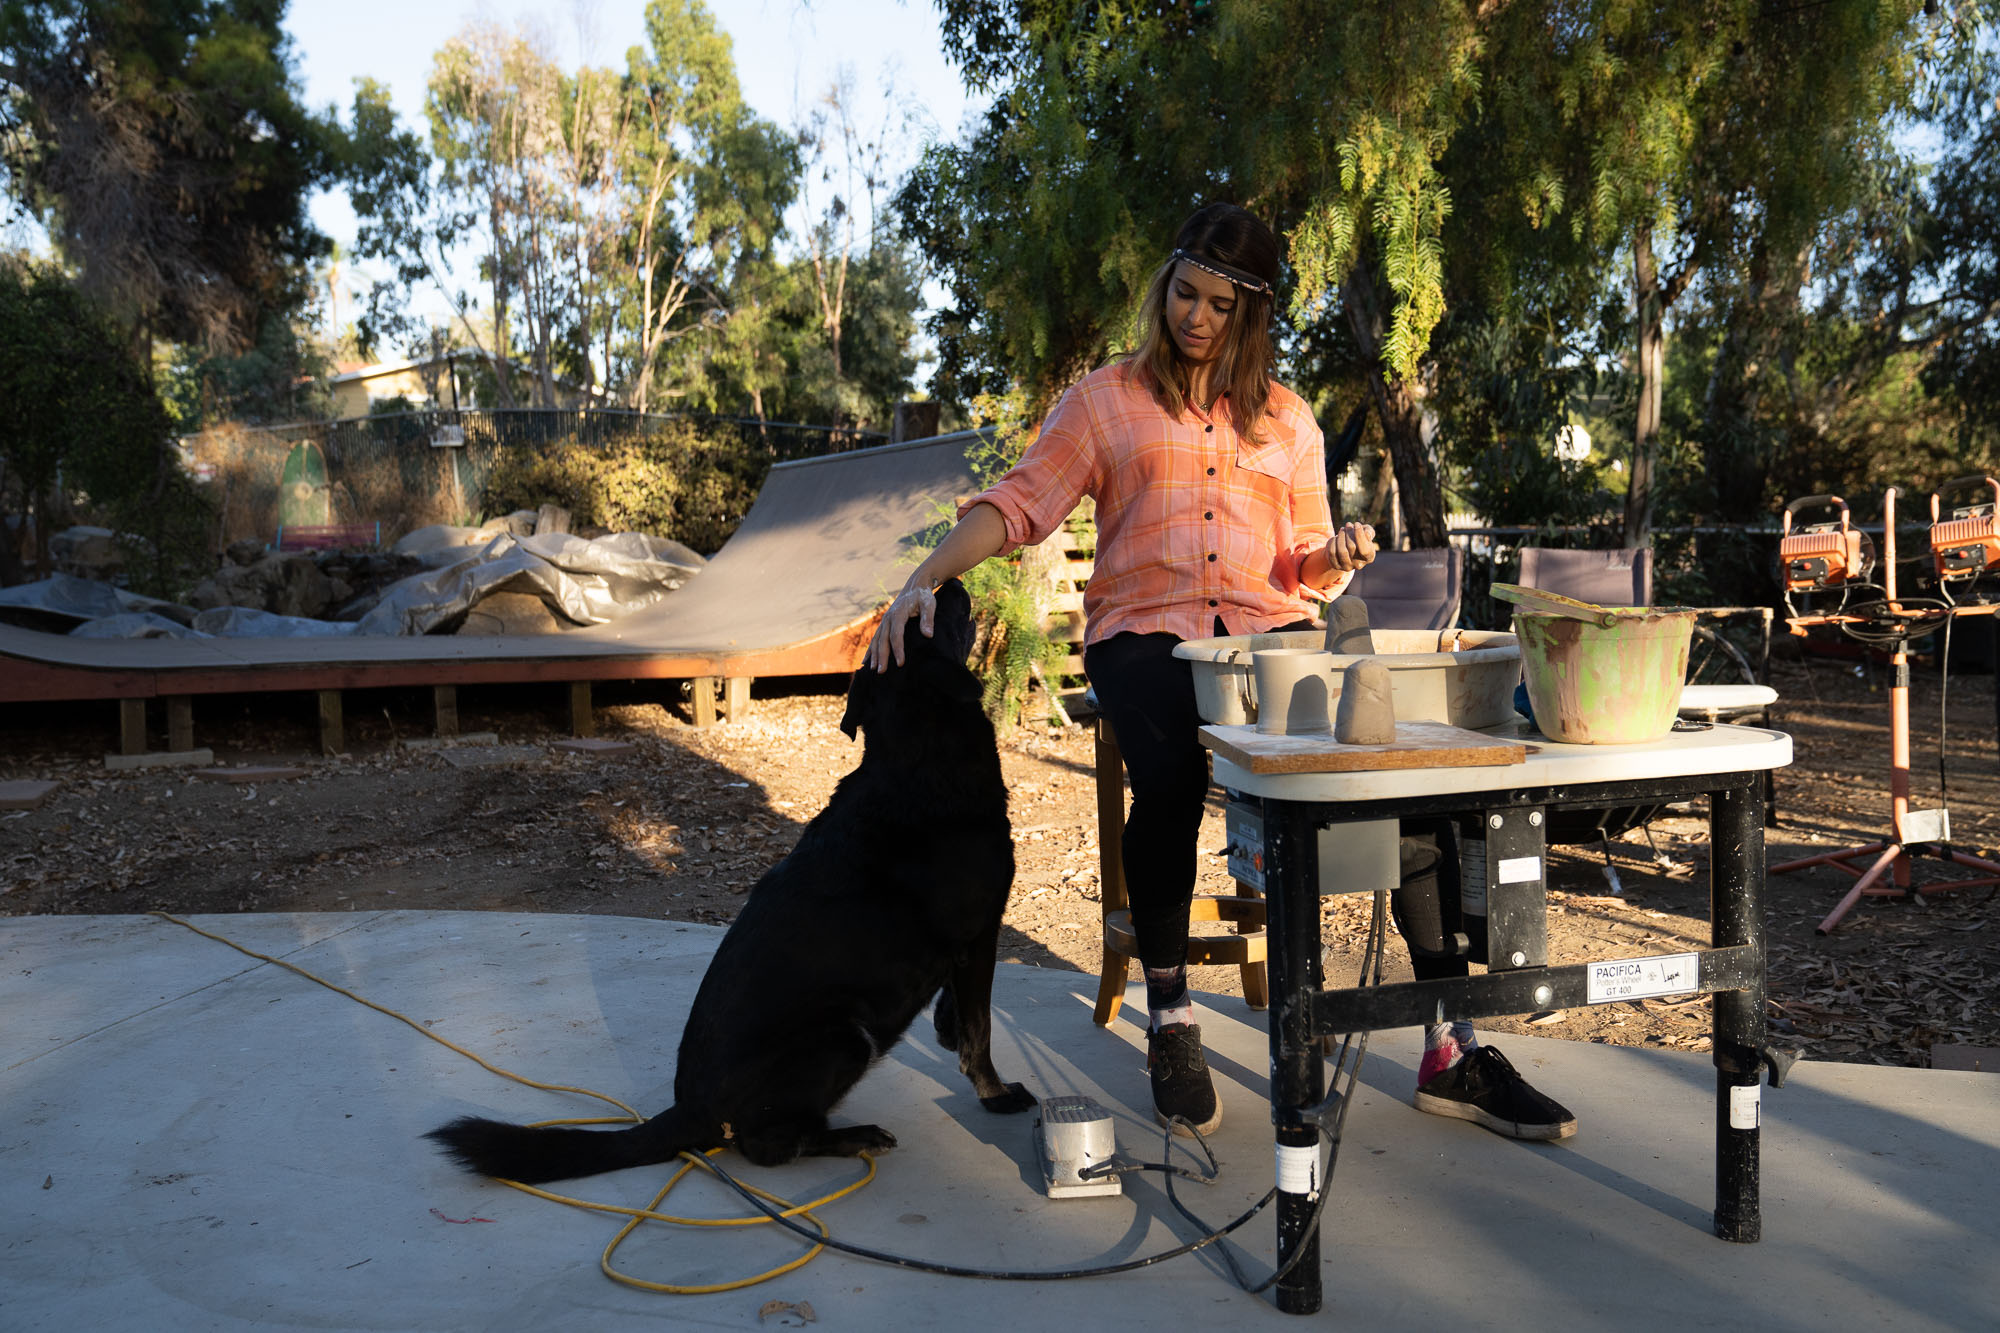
693,890,1394,1296
694,1135,1275,1282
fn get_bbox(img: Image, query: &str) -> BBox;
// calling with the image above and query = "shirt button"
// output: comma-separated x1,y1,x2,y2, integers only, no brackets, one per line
1209,599,1218,608
1207,553,1217,562
1204,511,1214,520
1206,467,1216,476
1205,424,1213,433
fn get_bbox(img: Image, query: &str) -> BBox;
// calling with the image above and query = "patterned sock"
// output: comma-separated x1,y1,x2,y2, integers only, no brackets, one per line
1418,1021,1482,1085
1418,1022,1462,1084
1144,964,1195,1032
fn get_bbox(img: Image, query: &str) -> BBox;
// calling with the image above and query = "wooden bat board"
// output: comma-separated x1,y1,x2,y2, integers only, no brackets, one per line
1200,720,1529,774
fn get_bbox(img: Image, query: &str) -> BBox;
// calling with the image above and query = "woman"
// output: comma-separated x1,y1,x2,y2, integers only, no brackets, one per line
870,203,1573,1142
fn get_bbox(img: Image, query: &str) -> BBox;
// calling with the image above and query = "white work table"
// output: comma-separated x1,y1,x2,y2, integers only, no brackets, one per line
1208,718,1791,802
1203,721,1796,1316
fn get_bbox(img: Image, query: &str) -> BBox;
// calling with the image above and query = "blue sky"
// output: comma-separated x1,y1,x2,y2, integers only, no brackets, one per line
282,0,980,349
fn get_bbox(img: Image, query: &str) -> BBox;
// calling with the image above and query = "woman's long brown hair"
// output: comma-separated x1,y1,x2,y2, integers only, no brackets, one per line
1127,204,1281,442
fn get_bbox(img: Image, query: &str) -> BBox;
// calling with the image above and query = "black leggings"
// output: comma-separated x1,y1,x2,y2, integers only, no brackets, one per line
1086,628,1469,980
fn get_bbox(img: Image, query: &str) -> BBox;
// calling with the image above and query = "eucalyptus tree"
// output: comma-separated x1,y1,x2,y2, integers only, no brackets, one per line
0,0,348,361
618,0,796,412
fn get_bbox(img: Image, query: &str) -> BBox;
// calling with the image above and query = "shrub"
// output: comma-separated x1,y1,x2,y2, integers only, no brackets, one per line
479,420,766,554
0,259,212,594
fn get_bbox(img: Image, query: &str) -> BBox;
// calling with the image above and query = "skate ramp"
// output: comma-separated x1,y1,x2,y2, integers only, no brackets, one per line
578,430,982,673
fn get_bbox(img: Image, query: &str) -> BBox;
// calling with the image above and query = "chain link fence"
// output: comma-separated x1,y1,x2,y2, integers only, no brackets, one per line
178,409,888,551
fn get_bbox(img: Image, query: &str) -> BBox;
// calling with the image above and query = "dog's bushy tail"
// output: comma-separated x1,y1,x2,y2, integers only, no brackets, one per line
426,1104,707,1184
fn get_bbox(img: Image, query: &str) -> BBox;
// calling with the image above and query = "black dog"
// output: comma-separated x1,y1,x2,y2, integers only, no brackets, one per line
427,578,1036,1183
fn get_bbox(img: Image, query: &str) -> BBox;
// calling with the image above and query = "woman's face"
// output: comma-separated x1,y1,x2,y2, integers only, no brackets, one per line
1166,261,1237,366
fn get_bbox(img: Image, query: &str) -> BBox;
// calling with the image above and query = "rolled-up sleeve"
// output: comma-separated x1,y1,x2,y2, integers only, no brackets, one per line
959,388,1101,555
1282,412,1346,601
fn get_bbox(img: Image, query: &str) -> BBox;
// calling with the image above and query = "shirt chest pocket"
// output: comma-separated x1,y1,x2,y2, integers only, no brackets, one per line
1233,440,1293,491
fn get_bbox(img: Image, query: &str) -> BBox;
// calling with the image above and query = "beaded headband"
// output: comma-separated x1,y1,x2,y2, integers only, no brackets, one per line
1170,248,1274,295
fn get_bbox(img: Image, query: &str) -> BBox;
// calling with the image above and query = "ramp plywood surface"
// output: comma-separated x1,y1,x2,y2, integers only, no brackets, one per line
1200,720,1529,773
578,432,981,670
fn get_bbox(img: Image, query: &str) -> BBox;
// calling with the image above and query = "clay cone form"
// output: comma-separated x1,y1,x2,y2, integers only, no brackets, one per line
1335,659,1396,744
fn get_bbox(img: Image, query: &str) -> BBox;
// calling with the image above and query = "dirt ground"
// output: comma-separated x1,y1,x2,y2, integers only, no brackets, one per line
4,649,1995,1070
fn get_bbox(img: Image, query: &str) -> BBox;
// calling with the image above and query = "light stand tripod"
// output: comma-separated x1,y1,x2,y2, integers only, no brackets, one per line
1771,486,2000,934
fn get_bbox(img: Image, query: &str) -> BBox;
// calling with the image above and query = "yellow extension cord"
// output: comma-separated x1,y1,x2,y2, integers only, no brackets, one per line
151,911,876,1295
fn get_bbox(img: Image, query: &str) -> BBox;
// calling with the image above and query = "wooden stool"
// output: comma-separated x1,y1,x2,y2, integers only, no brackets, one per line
1090,707,1269,1025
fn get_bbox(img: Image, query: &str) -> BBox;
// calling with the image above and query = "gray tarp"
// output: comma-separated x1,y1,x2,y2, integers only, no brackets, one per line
0,531,705,639
353,531,703,636
0,573,191,625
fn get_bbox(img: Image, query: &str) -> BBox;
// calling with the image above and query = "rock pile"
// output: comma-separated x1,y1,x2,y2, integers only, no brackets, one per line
187,540,425,621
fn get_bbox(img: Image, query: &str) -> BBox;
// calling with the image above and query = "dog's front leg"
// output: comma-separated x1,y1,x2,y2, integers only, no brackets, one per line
945,918,1036,1113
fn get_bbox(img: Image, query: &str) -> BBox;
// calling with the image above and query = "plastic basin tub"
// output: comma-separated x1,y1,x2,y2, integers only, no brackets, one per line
1171,628,1522,729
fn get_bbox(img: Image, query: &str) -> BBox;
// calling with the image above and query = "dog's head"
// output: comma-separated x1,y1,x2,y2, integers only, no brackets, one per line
841,578,981,740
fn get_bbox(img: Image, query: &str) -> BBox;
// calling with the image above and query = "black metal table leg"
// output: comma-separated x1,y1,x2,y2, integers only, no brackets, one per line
1264,799,1326,1314
1709,780,1766,1242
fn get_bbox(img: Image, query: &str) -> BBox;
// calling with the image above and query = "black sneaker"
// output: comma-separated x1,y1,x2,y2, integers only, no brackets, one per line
1147,1022,1222,1136
1414,1045,1578,1141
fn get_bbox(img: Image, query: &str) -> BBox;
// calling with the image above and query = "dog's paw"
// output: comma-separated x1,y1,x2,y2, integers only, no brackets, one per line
979,1083,1037,1115
843,1124,898,1155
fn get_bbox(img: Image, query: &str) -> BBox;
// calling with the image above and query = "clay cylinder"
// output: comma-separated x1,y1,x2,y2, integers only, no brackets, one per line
1253,648,1334,734
1324,595,1376,656
1335,659,1397,745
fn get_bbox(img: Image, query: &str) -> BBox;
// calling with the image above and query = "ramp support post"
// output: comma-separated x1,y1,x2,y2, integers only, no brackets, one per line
118,698,147,755
721,676,750,723
318,690,344,756
167,696,194,753
433,685,458,738
569,681,595,737
691,677,718,728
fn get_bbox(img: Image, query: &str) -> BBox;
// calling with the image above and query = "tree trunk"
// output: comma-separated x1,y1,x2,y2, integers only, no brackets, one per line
1341,261,1446,548
1699,236,1805,524
1625,224,1666,548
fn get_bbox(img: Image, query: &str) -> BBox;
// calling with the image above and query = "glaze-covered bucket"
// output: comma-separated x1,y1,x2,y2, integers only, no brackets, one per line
1513,609,1694,743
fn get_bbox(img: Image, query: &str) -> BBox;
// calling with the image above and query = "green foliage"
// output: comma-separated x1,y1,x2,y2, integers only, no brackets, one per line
156,313,336,431
959,552,1068,731
678,239,922,429
0,0,354,354
107,463,216,602
0,258,208,590
478,421,764,554
910,0,1961,553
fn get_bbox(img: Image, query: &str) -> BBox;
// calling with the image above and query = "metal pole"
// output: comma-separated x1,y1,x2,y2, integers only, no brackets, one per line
1264,798,1325,1314
1710,779,1765,1243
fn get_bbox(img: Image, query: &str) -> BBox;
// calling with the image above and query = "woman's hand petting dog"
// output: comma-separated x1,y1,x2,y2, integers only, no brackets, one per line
867,582,935,673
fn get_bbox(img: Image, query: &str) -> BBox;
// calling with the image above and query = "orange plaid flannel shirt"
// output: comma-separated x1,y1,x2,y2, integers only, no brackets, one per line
965,361,1347,647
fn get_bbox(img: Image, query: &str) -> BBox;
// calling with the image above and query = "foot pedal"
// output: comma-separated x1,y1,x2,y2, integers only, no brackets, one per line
1035,1096,1124,1198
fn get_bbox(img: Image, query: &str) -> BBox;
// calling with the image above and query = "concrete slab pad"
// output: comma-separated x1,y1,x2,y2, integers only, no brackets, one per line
1930,1044,1997,1073
552,738,637,757
440,745,544,769
101,748,213,771
3,911,1995,1333
191,766,309,784
0,778,58,809
400,732,500,751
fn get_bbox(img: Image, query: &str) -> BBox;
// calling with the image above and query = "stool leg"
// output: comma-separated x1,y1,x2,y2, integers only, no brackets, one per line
1092,714,1132,1026
1233,877,1269,1010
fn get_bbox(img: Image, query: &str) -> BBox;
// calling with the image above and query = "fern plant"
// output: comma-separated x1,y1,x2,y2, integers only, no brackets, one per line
905,399,1091,729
